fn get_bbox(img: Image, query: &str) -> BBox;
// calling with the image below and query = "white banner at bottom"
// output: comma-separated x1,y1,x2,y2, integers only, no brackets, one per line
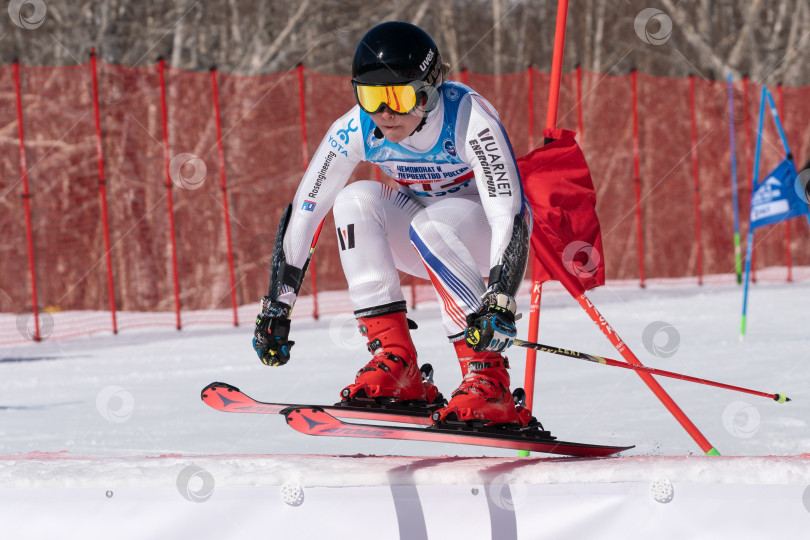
2,481,809,539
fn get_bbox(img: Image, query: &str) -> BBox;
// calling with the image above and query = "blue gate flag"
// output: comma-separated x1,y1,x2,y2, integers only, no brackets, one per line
749,158,808,231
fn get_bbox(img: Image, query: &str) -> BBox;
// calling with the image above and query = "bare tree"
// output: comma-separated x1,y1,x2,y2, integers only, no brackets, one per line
0,0,807,84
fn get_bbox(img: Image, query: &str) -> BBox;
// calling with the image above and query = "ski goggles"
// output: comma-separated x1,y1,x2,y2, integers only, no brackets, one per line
352,82,420,115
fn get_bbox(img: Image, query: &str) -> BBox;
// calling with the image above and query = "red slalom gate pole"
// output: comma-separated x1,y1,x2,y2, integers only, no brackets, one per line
210,66,239,326
523,282,542,409
528,191,719,453
14,59,41,341
158,58,183,330
521,0,568,456
90,50,118,335
631,69,646,288
545,0,567,130
688,75,704,285
576,292,718,454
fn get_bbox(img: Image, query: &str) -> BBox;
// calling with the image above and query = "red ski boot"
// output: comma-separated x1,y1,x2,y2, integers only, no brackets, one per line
432,340,532,426
340,311,441,405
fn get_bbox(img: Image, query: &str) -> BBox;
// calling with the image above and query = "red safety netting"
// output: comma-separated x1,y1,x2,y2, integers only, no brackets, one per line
0,65,30,343
14,64,112,340
580,71,637,280
100,62,174,330
1,62,809,344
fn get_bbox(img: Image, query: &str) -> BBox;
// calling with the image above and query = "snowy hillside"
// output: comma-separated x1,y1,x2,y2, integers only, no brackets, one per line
2,269,808,459
1,270,809,539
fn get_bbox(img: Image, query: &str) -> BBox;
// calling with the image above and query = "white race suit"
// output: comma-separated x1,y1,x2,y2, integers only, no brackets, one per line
280,81,531,340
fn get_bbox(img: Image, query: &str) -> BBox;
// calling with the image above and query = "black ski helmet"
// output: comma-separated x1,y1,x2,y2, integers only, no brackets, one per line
352,22,443,109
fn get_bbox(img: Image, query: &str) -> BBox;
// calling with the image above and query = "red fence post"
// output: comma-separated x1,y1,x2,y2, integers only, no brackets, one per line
575,64,584,147
631,69,646,288
296,64,319,320
90,50,119,334
211,66,239,326
158,58,183,330
297,64,309,169
14,59,41,341
689,75,704,285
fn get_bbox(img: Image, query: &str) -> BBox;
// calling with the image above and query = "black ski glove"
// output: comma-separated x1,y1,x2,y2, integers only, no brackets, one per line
253,296,294,366
464,292,517,353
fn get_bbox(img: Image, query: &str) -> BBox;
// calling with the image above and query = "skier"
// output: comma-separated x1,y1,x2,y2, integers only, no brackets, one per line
253,21,533,427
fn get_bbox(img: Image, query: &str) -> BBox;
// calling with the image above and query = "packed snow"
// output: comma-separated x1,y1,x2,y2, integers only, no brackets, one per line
1,268,809,489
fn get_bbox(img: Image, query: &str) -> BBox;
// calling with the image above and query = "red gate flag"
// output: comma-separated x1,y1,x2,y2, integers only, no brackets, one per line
518,128,605,296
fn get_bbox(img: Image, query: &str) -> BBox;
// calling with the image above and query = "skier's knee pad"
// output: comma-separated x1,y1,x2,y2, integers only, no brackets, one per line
408,209,458,254
407,210,434,246
333,181,385,224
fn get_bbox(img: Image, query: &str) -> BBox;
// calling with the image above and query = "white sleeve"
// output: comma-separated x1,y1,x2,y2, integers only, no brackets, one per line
278,107,364,304
455,94,524,270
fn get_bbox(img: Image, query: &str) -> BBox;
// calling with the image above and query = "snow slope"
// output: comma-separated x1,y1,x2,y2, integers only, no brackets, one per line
2,270,810,538
2,269,808,460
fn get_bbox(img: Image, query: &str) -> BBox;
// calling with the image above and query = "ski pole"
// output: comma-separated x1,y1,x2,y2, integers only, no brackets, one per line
513,339,790,403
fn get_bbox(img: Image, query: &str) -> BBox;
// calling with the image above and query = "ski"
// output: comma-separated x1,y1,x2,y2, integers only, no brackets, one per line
201,381,437,425
283,406,634,457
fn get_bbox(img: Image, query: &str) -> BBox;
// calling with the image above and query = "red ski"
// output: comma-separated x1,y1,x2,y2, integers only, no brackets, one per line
283,406,633,457
201,381,436,425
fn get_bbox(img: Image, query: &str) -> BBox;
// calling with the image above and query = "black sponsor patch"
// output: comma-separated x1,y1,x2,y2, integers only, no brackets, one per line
337,224,356,250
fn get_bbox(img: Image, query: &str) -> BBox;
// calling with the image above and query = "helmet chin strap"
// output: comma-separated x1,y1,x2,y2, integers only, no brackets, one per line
411,114,429,135
410,93,432,135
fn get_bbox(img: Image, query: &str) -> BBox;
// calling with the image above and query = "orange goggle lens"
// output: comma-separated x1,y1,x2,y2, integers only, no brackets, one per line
353,83,418,114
